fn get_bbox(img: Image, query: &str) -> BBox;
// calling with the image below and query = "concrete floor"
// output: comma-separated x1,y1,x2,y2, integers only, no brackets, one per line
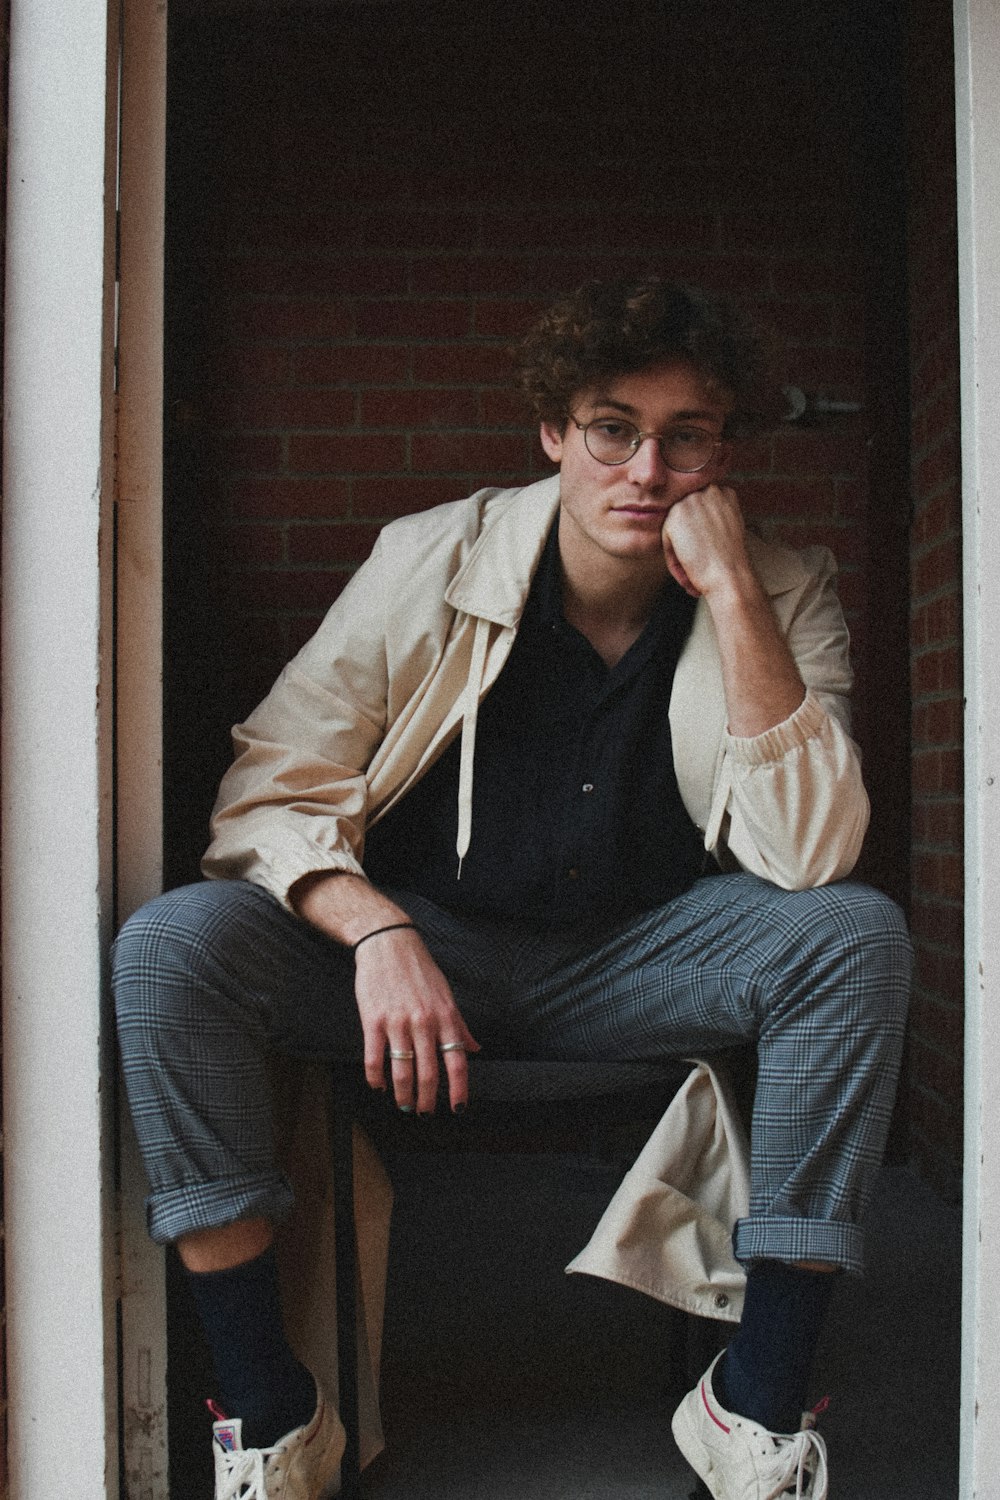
363,1157,961,1499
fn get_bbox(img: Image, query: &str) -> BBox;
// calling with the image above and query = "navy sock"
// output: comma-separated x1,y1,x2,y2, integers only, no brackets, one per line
714,1261,836,1434
185,1245,316,1449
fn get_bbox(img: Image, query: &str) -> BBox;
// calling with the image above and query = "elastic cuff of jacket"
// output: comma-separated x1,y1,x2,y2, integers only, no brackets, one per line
261,841,368,912
146,1172,295,1247
723,689,830,768
733,1213,864,1276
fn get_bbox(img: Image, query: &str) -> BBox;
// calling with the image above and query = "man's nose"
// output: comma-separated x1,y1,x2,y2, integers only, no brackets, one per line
626,433,671,484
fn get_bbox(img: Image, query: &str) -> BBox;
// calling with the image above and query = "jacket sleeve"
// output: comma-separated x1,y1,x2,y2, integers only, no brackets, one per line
201,538,393,909
705,549,869,890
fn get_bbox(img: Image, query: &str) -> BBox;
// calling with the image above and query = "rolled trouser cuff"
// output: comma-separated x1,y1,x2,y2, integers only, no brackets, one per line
146,1170,295,1246
734,1214,864,1275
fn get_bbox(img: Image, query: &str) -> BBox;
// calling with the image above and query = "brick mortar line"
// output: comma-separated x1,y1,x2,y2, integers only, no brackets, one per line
909,580,963,607
907,1036,964,1067
911,489,965,519
910,639,961,656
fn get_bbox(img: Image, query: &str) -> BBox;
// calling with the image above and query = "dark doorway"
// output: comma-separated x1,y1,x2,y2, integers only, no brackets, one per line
161,3,916,1493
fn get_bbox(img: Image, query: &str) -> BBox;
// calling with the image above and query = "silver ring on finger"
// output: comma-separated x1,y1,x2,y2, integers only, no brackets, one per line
389,1048,415,1061
438,1041,467,1054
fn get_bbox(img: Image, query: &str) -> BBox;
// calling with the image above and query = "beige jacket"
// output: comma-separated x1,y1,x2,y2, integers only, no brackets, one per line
204,474,868,894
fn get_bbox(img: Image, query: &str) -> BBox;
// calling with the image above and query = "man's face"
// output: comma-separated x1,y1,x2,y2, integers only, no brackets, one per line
540,359,732,584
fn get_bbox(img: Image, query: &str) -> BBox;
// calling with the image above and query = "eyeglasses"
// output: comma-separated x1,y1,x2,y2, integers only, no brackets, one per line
568,415,723,473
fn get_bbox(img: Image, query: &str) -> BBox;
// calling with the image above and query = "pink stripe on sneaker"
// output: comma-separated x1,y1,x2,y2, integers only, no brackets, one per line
701,1379,731,1435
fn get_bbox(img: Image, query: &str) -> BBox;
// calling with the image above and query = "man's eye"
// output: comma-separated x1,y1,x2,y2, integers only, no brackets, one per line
671,428,706,446
593,421,632,439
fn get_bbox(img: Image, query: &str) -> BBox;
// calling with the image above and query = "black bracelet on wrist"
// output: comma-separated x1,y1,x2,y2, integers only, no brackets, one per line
349,921,417,955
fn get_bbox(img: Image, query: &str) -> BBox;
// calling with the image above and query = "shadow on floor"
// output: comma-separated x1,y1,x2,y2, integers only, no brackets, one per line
163,1155,961,1497
362,1159,961,1499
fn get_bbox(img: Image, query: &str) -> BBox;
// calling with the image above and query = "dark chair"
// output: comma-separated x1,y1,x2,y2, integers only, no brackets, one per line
323,1054,704,1500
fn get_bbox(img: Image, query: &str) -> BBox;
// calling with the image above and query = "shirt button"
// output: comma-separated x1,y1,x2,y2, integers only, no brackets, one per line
566,867,580,880
582,783,594,793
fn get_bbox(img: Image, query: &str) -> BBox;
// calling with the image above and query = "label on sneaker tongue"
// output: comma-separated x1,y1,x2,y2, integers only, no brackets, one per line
214,1423,240,1453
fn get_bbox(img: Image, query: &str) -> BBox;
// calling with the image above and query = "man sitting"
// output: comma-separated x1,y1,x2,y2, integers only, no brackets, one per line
113,276,911,1500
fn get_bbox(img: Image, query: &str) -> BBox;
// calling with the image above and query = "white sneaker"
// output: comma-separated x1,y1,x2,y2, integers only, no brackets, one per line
671,1353,829,1500
210,1391,345,1500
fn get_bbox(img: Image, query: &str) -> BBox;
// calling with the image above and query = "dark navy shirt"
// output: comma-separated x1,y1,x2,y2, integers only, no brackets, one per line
362,522,708,929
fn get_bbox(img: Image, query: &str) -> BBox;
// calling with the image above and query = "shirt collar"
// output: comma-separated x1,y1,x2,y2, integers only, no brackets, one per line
520,517,696,678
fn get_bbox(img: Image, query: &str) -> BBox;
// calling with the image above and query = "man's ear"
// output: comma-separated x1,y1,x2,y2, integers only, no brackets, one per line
539,421,564,464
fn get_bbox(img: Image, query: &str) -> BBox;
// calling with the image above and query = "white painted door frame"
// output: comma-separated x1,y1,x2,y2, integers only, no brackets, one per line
2,0,169,1493
1,0,121,1495
955,3,1000,1497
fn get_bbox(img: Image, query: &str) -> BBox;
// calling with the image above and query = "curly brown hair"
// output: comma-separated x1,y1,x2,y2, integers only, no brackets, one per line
513,277,774,436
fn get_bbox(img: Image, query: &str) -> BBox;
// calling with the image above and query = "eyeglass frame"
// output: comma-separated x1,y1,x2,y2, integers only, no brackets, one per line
566,414,724,474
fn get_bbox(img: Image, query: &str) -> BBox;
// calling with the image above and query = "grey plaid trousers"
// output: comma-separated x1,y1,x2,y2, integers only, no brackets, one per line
112,872,911,1273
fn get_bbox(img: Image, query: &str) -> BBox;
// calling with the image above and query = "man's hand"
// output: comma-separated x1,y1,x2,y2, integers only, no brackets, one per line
353,925,479,1113
291,871,480,1113
661,483,752,600
662,483,807,737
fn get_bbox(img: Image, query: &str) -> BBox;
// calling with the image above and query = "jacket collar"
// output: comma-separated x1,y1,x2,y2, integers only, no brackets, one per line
444,472,812,625
444,475,561,626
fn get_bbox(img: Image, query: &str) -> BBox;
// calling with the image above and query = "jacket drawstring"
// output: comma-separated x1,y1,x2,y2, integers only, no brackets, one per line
456,615,491,878
704,753,732,853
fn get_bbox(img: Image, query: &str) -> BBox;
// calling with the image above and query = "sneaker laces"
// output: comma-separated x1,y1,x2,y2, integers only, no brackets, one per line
215,1435,294,1500
762,1424,829,1499
215,1439,269,1500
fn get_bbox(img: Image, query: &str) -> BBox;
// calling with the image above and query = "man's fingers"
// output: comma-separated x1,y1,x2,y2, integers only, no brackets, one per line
369,1019,479,1113
663,541,700,598
412,1033,441,1114
440,1043,470,1112
387,1044,417,1111
364,1025,389,1093
439,1016,481,1111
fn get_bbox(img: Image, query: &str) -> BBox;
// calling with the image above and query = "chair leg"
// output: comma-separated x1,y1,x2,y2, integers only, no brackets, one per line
328,1067,361,1500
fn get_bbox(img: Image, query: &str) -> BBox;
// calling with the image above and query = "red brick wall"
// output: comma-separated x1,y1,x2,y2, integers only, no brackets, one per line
904,0,964,1201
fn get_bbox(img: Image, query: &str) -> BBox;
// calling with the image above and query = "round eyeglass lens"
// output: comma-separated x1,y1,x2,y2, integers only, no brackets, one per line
583,420,640,463
661,427,718,472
